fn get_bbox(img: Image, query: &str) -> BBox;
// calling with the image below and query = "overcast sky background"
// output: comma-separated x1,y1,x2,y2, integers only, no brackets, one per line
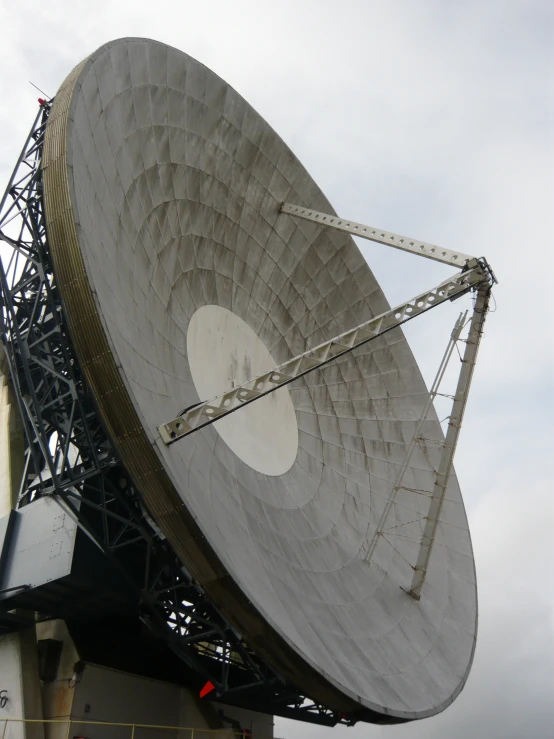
0,1,552,737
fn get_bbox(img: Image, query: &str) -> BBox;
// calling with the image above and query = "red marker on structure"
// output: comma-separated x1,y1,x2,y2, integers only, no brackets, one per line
199,680,215,698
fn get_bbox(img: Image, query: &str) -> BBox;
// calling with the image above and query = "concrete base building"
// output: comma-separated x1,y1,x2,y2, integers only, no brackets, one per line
0,363,270,739
1,618,273,739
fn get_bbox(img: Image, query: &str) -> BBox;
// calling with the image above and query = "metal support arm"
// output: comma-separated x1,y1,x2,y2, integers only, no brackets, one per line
364,310,468,566
407,285,490,599
281,202,475,268
159,264,487,444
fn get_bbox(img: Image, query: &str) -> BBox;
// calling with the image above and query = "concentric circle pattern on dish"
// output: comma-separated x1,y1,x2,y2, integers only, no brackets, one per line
42,38,477,720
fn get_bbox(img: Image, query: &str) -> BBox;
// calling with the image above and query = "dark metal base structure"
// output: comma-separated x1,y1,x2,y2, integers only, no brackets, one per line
0,102,370,727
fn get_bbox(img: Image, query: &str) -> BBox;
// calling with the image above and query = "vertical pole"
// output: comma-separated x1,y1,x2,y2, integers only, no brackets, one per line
131,724,135,739
365,311,467,564
408,286,490,599
65,720,72,739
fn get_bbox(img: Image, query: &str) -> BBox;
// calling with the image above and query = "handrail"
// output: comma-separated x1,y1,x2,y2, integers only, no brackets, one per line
0,718,282,739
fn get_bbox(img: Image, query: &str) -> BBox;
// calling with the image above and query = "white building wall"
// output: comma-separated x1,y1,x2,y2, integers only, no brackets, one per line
0,633,27,739
0,363,44,739
213,703,274,739
71,664,180,739
36,621,79,739
0,629,45,739
69,665,234,739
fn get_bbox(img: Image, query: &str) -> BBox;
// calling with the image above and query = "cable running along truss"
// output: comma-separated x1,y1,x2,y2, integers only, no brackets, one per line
0,103,360,728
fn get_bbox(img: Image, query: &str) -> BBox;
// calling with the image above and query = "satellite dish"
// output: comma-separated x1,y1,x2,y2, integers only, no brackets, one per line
37,38,484,723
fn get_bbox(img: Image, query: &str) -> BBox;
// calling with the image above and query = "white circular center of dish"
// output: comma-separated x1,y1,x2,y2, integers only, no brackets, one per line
187,305,299,476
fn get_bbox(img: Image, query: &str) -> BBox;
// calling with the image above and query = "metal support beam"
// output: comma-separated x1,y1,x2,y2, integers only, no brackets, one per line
364,309,468,566
159,265,487,444
281,202,475,268
407,286,490,599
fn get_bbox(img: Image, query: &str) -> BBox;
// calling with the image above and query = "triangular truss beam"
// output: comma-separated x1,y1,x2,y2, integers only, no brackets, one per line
159,264,488,443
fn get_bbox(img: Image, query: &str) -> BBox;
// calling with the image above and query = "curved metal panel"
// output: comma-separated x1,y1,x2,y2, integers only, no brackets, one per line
42,38,477,721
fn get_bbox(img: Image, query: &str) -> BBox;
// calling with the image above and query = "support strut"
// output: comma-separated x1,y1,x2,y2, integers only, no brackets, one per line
407,286,490,599
280,202,474,267
159,265,487,444
364,309,469,566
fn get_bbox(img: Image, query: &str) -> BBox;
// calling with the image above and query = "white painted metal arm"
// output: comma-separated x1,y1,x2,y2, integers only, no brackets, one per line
158,264,487,445
281,202,475,268
364,310,468,566
407,285,490,600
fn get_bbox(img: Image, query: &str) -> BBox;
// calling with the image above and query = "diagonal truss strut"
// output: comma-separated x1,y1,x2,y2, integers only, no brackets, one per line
159,263,488,443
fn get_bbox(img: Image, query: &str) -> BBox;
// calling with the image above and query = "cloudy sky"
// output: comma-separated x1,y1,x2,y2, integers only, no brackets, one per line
0,1,552,737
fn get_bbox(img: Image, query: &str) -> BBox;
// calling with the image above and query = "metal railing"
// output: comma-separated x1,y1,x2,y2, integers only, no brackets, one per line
0,718,280,739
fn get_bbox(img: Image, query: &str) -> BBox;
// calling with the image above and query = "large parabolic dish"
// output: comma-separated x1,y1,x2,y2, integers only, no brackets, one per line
41,38,477,722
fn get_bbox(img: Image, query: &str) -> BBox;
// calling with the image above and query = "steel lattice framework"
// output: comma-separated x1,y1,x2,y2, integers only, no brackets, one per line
0,103,354,728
